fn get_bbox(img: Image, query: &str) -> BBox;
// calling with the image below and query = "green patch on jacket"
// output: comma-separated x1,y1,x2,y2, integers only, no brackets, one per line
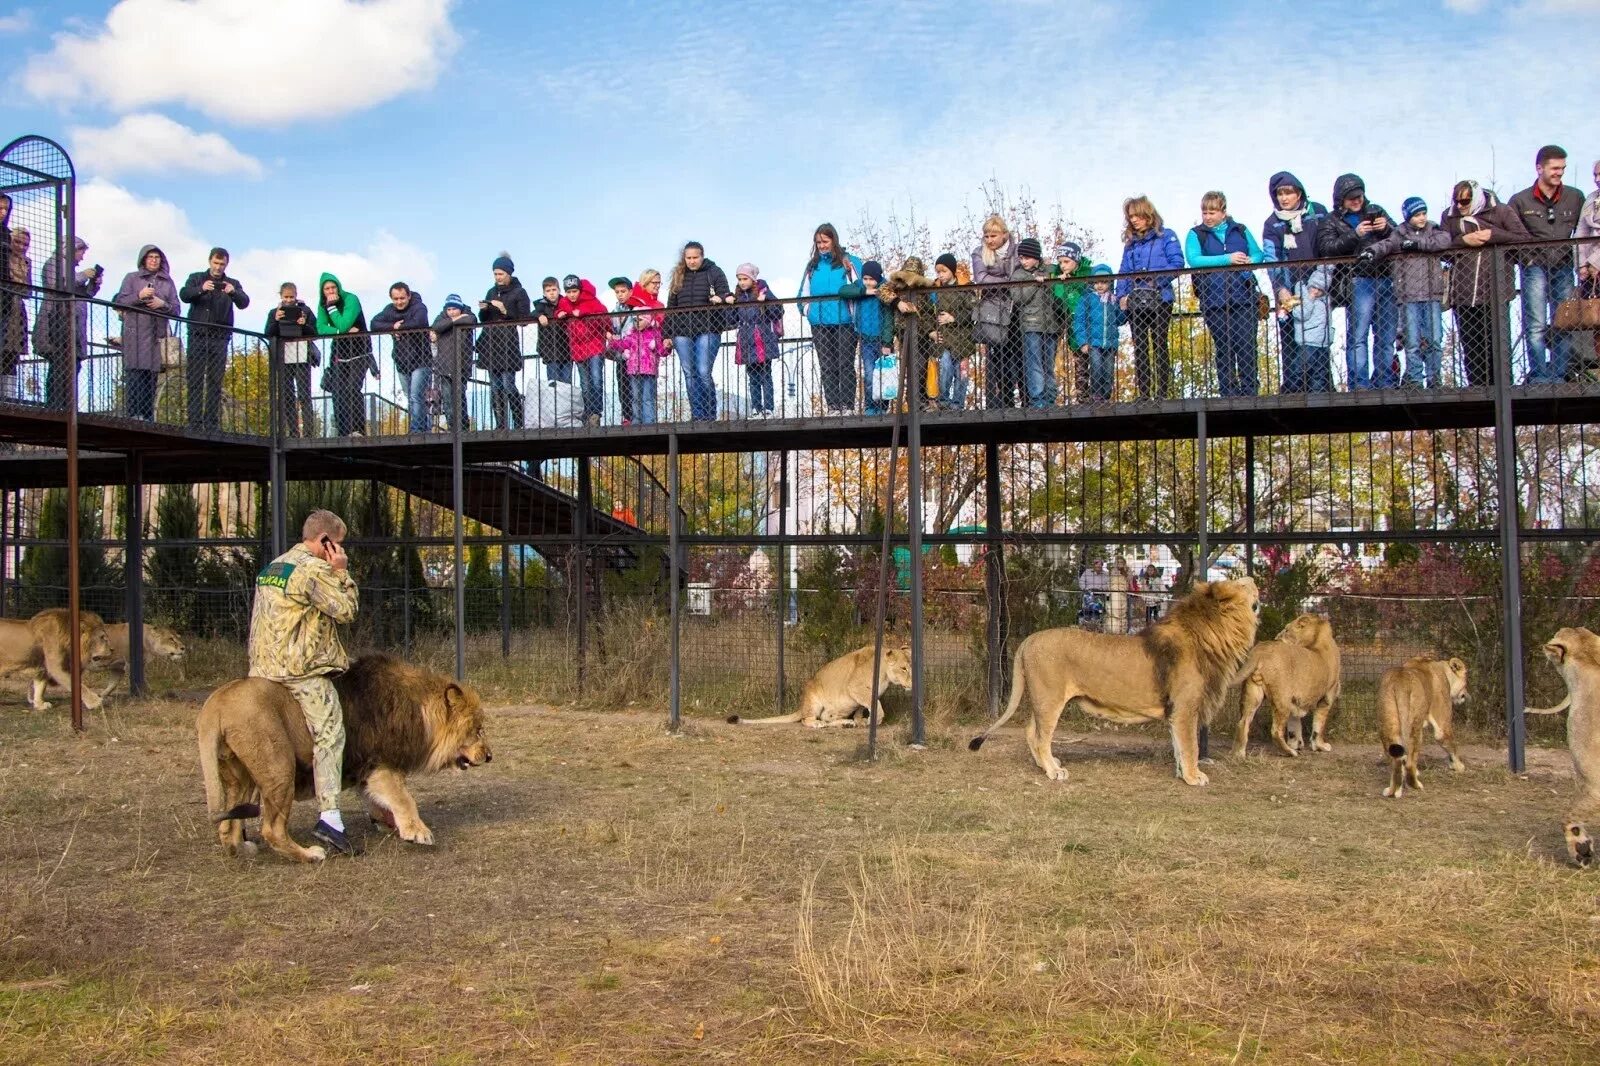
257,561,296,590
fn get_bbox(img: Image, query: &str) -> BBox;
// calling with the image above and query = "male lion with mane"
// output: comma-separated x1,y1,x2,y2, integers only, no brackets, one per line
1525,627,1600,867
196,654,492,863
727,643,911,728
969,578,1259,785
0,608,114,711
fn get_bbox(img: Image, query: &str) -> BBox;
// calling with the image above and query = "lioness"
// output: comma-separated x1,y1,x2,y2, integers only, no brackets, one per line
728,643,912,728
197,654,492,863
1378,656,1468,799
1231,614,1341,758
1525,628,1600,866
95,622,188,696
969,578,1260,786
0,608,114,711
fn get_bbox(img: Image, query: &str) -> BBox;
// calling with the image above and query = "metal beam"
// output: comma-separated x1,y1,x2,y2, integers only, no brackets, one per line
1490,253,1526,773
984,441,1005,718
451,398,466,682
906,330,926,747
775,449,787,716
124,454,145,696
667,432,681,732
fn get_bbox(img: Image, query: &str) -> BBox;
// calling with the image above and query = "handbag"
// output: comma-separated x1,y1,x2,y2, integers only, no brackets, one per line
1126,286,1164,316
158,332,183,372
1554,277,1600,331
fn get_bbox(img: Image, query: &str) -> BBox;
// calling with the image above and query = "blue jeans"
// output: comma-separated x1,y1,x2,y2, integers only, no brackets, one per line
630,373,657,424
859,334,886,414
1402,300,1444,388
1520,264,1577,382
1283,342,1333,393
577,358,606,421
1203,303,1259,396
489,370,522,429
745,361,774,414
1023,331,1057,408
937,350,968,410
674,333,719,421
543,358,572,384
406,367,431,432
1348,275,1399,389
1084,346,1116,400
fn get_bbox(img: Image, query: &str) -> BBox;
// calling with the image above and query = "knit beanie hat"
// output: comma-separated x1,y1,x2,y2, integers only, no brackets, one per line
492,253,515,274
1401,196,1428,221
1017,237,1043,260
562,274,581,291
934,252,959,275
862,260,884,282
735,262,759,280
1055,240,1083,262
607,276,632,290
443,293,468,311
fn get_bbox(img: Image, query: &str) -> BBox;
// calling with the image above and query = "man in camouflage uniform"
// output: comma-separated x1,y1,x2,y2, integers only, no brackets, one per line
248,509,360,855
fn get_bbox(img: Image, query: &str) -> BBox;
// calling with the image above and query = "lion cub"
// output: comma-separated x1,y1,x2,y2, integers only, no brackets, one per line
1378,656,1468,799
728,643,911,728
1230,613,1341,758
1525,627,1600,866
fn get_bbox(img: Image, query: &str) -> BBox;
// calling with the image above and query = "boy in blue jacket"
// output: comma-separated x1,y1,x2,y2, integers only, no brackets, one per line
1073,265,1124,401
840,260,893,414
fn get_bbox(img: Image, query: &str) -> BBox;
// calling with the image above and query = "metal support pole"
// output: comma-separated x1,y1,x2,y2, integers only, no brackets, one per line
905,330,927,747
1196,409,1209,760
667,433,682,732
269,449,286,557
124,453,145,697
0,488,9,615
866,335,908,762
451,402,466,683
402,500,413,658
1243,435,1256,577
984,442,1006,718
500,475,511,658
1489,251,1526,772
576,457,591,698
67,323,83,733
775,449,787,715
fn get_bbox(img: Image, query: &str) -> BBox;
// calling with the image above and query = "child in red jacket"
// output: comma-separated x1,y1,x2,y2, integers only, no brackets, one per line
556,274,613,425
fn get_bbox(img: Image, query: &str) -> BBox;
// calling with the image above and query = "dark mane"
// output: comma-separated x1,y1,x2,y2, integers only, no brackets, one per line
334,654,434,781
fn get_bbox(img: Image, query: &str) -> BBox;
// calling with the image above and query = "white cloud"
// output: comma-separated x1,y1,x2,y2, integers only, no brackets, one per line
0,9,34,33
24,0,459,125
75,179,435,318
1442,0,1489,11
70,114,264,178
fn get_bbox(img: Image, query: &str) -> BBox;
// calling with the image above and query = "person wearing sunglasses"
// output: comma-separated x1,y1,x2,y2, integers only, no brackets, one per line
1440,180,1532,388
1509,145,1585,383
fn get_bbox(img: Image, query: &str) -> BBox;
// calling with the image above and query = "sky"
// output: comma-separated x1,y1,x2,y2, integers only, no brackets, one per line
3,0,1599,319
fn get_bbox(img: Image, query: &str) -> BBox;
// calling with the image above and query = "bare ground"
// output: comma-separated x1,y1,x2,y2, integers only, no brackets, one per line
1,691,1597,1065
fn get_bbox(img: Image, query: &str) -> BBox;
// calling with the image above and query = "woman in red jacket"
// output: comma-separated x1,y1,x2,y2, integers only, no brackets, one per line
556,275,613,426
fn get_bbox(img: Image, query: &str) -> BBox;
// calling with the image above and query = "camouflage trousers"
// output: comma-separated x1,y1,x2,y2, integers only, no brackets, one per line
252,671,345,811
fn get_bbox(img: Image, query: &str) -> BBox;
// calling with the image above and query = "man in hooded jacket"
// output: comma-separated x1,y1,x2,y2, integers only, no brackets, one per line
1316,174,1399,389
1260,172,1329,394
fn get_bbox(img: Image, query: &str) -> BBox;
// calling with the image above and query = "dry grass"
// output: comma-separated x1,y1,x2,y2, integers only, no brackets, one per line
0,686,1596,1064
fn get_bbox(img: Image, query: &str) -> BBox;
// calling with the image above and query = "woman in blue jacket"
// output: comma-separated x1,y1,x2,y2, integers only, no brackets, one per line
1185,191,1265,397
798,223,863,414
1115,196,1184,399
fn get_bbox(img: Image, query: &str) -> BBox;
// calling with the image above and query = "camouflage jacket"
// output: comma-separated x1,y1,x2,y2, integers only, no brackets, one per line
247,544,359,680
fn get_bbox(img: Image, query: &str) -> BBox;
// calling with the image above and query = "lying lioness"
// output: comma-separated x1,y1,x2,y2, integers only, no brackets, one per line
728,643,912,728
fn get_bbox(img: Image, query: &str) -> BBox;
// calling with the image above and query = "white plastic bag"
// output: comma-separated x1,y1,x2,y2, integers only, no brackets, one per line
524,379,584,428
872,354,900,402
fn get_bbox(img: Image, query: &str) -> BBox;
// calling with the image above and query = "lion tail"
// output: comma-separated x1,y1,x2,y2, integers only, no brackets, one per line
727,711,806,726
196,702,227,820
969,639,1030,751
1226,645,1267,689
1524,695,1571,716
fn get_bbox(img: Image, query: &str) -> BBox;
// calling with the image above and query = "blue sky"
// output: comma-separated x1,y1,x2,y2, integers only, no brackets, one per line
3,0,1599,316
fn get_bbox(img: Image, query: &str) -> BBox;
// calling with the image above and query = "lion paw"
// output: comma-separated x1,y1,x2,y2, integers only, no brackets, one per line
1312,740,1332,753
29,701,52,712
1044,765,1070,782
305,845,327,862
1182,771,1210,787
1382,786,1397,798
1448,757,1466,772
400,824,435,846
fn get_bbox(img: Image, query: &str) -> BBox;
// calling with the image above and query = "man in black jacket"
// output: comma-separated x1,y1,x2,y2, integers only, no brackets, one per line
179,247,249,429
1316,175,1398,389
370,282,432,433
1509,145,1586,383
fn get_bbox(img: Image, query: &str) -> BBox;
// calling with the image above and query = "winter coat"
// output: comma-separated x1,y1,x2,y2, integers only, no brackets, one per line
532,295,570,364
1577,190,1600,276
112,244,180,373
927,283,976,361
1050,257,1095,325
179,268,249,339
800,253,862,328
1315,174,1398,276
970,238,1019,336
666,259,732,338
263,299,320,366
731,281,784,366
1185,219,1264,310
610,287,666,376
475,277,532,373
1290,265,1336,348
1073,269,1125,349
3,252,31,370
838,278,889,342
1260,171,1330,293
314,272,377,377
1115,227,1184,303
1440,194,1530,307
1508,182,1585,269
556,279,612,361
1366,220,1453,303
33,253,102,363
431,309,477,379
1010,264,1058,333
370,294,433,375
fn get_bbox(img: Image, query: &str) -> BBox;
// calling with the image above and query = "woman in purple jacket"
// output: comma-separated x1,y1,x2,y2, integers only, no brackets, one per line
1115,196,1184,399
112,244,179,420
970,214,1021,409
